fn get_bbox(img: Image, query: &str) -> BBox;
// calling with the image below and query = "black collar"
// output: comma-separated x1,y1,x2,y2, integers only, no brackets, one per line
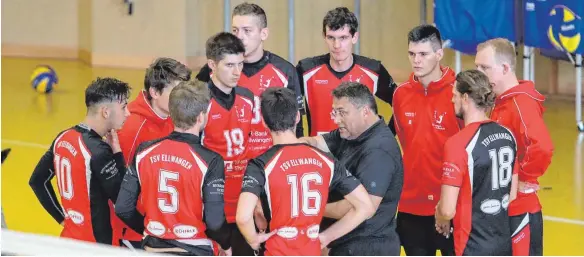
348,117,385,144
208,80,236,110
168,131,201,144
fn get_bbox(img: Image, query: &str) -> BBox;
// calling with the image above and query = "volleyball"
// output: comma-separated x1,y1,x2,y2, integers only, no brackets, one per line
30,65,58,93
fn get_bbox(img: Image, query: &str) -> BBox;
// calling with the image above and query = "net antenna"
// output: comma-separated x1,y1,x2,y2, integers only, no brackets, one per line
124,0,134,15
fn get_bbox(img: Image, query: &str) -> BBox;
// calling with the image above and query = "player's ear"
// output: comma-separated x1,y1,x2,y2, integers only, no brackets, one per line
260,27,269,41
207,59,217,71
149,87,160,100
101,104,111,119
436,48,444,62
351,31,359,44
197,111,207,128
295,111,300,125
502,63,511,75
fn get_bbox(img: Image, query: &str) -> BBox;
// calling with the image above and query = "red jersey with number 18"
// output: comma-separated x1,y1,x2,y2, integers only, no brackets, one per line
202,82,256,223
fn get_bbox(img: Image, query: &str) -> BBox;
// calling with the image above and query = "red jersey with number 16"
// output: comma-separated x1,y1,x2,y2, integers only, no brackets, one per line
202,82,255,223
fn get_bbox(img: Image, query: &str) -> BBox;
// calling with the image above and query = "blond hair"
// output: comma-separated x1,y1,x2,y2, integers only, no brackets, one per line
477,38,516,70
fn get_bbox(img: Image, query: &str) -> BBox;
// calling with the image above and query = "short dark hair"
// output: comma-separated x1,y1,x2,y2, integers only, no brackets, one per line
169,80,211,130
322,7,358,36
206,32,245,62
144,57,191,101
233,2,267,28
455,70,495,109
261,87,298,133
85,77,131,108
408,24,442,51
332,81,377,114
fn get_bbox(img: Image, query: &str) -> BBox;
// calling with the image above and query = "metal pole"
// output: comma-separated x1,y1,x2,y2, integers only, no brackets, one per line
530,48,535,83
455,51,461,74
354,0,361,55
420,0,427,24
576,54,583,131
223,0,231,32
288,0,295,64
523,46,530,80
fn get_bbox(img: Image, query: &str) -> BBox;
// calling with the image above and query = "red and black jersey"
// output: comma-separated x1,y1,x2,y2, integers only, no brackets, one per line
201,81,255,223
441,121,518,256
29,124,126,245
241,143,360,256
196,51,305,157
297,53,396,136
115,132,231,251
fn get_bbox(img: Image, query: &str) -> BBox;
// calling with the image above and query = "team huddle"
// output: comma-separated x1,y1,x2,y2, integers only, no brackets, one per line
28,3,554,256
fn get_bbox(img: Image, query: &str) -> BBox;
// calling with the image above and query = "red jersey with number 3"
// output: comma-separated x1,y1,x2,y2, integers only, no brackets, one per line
241,144,360,256
202,84,255,223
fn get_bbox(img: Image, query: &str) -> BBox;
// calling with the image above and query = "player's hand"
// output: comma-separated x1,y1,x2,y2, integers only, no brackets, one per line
518,181,540,193
219,247,232,256
251,230,277,250
435,218,451,238
105,129,122,153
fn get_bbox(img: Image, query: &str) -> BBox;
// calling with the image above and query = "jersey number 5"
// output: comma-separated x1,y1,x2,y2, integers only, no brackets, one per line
488,146,514,190
158,170,179,213
287,173,323,217
54,154,74,200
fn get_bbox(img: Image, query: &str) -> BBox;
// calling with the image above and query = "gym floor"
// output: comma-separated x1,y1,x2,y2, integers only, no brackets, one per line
1,56,583,255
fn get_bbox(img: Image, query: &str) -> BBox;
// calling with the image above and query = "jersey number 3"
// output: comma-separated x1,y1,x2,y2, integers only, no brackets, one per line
287,173,323,217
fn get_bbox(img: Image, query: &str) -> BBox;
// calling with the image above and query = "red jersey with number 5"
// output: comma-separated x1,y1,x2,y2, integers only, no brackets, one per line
241,144,360,256
202,83,255,223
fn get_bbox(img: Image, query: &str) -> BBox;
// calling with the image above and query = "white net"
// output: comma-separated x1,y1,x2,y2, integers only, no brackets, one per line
1,229,162,256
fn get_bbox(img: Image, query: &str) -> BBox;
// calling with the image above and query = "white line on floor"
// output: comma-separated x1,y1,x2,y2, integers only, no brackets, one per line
2,139,49,149
543,216,584,226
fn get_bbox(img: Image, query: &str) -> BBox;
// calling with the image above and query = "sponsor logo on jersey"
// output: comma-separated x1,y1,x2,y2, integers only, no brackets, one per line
66,209,84,225
315,79,328,85
173,225,198,238
277,227,299,239
480,199,502,215
306,224,320,239
147,221,166,236
432,110,446,130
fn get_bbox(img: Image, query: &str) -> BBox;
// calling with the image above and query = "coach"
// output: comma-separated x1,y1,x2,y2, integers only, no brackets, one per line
301,81,403,256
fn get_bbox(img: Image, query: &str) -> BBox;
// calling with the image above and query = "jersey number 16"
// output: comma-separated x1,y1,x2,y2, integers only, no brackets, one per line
287,173,323,217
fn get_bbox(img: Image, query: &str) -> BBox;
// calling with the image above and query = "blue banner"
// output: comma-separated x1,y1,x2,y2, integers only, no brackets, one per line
435,0,517,55
524,0,584,54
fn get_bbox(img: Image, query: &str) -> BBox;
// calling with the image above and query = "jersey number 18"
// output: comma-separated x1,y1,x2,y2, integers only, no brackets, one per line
488,146,514,190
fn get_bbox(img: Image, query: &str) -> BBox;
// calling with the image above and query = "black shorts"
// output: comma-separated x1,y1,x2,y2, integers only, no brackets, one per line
329,236,400,256
142,236,213,256
510,211,543,256
397,212,455,256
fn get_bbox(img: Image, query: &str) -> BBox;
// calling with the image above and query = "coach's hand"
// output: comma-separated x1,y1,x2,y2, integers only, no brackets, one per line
219,247,232,256
105,129,122,153
251,230,277,250
319,233,331,249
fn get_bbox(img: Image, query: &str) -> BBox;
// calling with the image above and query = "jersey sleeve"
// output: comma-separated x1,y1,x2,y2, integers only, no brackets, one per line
355,148,397,197
322,129,342,155
29,141,65,225
329,160,360,196
195,64,212,83
114,163,144,234
241,159,266,197
90,144,126,201
441,139,467,187
202,155,231,250
374,64,397,106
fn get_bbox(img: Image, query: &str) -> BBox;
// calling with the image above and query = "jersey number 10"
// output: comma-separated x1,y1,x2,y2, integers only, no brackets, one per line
488,146,514,190
287,173,323,217
54,154,74,200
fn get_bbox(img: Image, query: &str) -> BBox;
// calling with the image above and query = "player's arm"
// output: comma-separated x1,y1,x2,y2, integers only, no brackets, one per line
299,128,343,154
513,98,554,184
510,157,519,202
324,148,397,219
202,156,231,251
374,64,397,106
236,160,276,251
114,162,144,234
29,144,65,225
195,64,212,83
298,135,330,152
286,63,305,137
435,141,466,236
319,161,375,247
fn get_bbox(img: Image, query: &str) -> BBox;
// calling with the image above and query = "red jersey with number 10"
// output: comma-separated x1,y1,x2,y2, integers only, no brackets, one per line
202,84,255,223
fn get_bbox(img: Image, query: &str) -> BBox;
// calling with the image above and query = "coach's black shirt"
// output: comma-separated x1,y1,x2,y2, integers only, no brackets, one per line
322,118,404,248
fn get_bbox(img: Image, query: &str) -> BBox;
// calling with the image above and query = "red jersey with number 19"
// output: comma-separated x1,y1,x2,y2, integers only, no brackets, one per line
202,82,255,223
